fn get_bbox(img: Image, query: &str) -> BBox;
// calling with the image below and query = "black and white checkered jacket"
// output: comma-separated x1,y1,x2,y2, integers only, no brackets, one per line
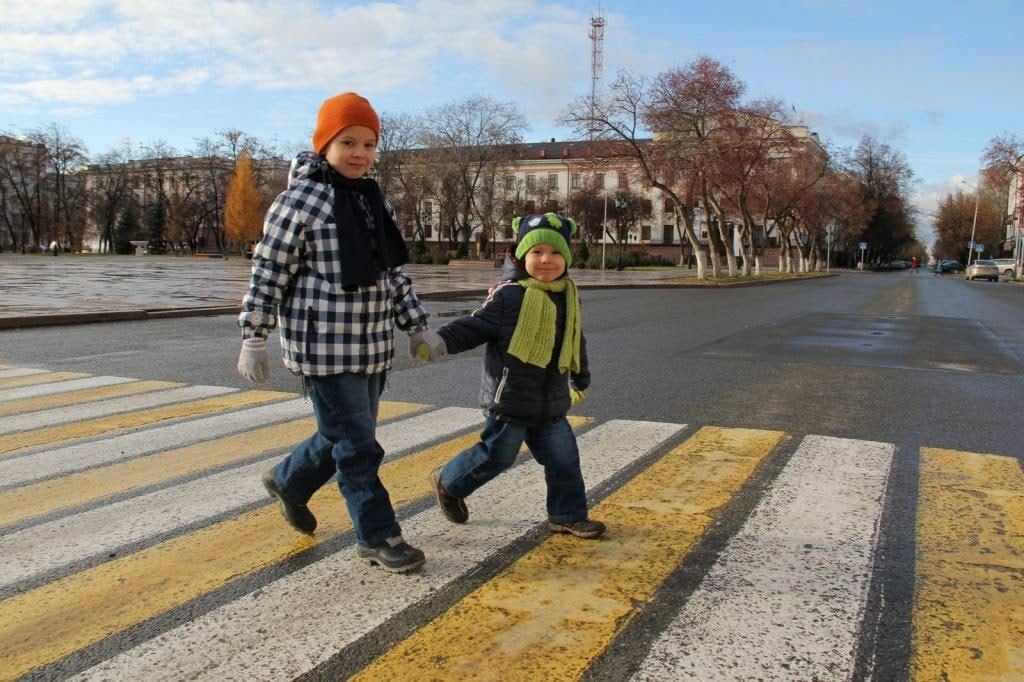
239,152,428,376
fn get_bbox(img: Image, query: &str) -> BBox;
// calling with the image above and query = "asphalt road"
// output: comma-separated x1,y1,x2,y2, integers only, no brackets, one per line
6,270,1022,452
2,270,1022,680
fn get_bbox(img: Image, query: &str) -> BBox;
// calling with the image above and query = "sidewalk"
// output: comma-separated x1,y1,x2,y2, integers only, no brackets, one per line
0,253,823,330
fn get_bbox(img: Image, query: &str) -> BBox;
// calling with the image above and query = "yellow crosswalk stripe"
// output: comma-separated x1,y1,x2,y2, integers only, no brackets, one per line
0,402,422,527
0,416,587,679
0,380,181,417
352,426,786,681
912,447,1024,681
0,372,89,390
0,390,291,457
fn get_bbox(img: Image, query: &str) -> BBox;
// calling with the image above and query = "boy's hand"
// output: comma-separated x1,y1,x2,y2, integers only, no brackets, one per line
237,338,271,383
410,329,447,362
570,387,587,406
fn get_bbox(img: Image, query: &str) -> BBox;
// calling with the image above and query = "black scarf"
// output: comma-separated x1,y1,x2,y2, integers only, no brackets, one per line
327,170,409,291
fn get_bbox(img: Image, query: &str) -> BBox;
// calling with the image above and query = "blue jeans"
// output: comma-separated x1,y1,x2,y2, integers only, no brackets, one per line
438,416,588,524
270,371,401,547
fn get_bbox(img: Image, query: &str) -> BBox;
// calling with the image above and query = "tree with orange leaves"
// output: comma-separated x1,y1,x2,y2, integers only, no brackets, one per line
224,150,263,253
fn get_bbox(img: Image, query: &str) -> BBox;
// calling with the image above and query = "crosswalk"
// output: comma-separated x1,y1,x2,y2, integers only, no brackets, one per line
0,364,1020,681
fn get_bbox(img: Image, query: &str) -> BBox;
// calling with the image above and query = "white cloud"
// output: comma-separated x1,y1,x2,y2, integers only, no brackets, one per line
0,0,595,112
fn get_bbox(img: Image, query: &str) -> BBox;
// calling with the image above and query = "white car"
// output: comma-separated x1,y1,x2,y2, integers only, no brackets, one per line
965,259,999,282
992,258,1018,278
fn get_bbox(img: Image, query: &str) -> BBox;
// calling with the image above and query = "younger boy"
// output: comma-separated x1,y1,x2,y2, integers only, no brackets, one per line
237,91,438,573
419,213,605,539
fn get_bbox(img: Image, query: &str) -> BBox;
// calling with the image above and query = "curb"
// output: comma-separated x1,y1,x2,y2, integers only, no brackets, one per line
0,305,240,331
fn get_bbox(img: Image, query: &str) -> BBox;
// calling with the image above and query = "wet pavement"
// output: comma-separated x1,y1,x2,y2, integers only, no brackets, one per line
0,254,703,328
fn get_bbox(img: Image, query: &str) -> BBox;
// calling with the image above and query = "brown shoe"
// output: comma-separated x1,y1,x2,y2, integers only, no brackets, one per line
431,468,468,524
549,518,606,539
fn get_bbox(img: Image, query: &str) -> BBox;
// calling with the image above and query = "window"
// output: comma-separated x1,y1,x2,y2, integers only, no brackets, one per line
641,225,651,242
662,225,674,244
548,173,558,190
594,173,605,189
664,198,673,212
504,175,515,190
503,224,514,239
526,174,536,191
617,172,629,190
571,173,581,189
525,200,535,213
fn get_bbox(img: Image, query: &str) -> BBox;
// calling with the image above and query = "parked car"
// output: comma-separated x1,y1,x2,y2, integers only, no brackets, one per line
965,259,999,281
992,258,1018,278
935,259,964,273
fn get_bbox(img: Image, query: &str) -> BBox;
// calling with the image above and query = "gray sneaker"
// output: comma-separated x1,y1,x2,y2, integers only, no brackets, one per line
356,536,426,573
548,518,606,539
262,469,317,535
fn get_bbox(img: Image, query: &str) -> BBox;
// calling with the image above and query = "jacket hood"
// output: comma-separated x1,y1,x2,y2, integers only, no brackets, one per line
287,151,330,188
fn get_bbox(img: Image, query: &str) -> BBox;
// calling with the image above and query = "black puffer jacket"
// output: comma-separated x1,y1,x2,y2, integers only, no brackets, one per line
437,260,590,425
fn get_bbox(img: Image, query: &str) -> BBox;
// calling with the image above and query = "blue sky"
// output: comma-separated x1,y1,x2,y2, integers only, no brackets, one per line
3,0,1022,241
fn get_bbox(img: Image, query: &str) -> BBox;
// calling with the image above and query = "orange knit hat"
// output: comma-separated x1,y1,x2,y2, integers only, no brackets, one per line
312,92,380,154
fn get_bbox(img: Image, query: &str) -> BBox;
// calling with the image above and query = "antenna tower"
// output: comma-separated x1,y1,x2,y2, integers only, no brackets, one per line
589,7,605,115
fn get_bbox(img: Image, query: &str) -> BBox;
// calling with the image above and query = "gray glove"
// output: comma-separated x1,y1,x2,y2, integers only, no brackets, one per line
410,329,447,362
237,337,271,383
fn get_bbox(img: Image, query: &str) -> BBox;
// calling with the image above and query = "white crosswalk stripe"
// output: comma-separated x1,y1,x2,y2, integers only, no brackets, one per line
0,367,51,380
0,385,236,435
633,435,894,681
0,375,137,403
0,399,312,487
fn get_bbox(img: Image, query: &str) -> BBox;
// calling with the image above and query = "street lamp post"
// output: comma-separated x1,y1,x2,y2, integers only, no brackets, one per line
601,193,608,270
962,179,980,267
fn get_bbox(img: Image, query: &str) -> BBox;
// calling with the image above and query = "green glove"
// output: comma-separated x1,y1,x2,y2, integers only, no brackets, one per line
570,387,587,406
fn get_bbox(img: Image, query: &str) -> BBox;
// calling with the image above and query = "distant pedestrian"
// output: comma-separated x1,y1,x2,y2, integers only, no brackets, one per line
237,91,440,574
910,256,918,273
49,240,59,256
419,212,606,540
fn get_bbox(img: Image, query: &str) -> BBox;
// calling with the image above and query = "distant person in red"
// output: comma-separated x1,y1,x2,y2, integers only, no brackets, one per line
910,256,918,273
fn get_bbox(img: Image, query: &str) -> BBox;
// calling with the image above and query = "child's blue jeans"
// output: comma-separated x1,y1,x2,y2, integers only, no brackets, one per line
438,415,588,524
270,371,401,548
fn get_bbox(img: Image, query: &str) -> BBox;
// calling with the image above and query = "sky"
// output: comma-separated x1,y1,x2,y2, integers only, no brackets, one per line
2,0,1022,244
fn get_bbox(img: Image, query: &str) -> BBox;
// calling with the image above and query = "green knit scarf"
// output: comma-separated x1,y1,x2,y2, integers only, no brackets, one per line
507,277,582,373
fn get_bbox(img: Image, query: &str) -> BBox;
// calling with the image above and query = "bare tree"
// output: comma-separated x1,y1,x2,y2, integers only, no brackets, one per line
30,124,89,250
421,96,528,255
86,147,133,253
563,68,710,277
0,134,48,251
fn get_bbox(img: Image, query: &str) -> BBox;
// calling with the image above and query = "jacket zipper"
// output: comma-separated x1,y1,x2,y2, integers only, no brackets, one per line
493,367,510,404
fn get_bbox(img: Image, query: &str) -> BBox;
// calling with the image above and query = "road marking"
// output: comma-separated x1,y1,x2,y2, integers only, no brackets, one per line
0,400,423,530
0,408,487,679
633,434,893,681
0,406,472,590
0,388,290,457
0,384,235,435
0,372,163,413
911,447,1024,680
73,419,685,681
0,371,89,390
0,368,51,380
352,426,782,681
0,379,173,417
0,375,137,404
0,399,312,487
